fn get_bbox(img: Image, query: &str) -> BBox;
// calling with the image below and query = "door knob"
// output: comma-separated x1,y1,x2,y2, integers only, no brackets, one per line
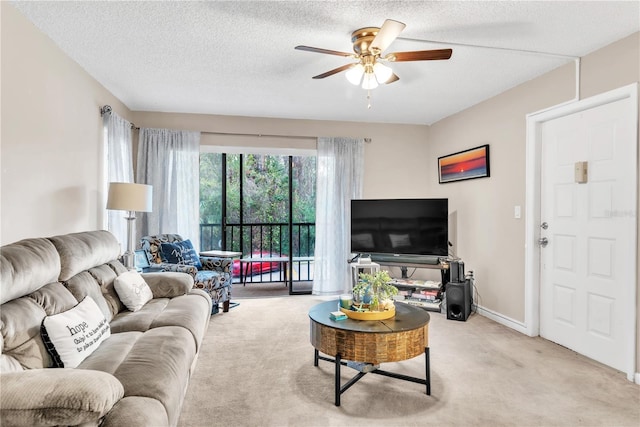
538,237,549,247
540,222,548,230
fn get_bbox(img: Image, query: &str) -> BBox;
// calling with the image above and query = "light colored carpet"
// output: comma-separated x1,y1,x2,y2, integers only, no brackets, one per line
230,280,313,299
178,296,640,427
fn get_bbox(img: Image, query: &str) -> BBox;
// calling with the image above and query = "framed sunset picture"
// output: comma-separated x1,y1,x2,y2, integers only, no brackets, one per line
438,144,490,183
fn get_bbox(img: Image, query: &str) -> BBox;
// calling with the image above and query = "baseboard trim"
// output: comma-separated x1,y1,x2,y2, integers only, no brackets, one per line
634,372,640,384
475,305,529,335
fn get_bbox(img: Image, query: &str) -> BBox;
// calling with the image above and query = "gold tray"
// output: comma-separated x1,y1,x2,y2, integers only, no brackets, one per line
339,306,395,320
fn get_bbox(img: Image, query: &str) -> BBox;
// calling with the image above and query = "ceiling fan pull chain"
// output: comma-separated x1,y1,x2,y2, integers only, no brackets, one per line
367,89,372,109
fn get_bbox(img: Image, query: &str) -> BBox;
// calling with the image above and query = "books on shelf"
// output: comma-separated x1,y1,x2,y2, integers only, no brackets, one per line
408,291,439,301
389,276,444,312
399,298,442,312
390,278,442,290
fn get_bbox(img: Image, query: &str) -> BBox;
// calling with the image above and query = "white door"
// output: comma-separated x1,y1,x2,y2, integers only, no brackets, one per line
539,93,636,374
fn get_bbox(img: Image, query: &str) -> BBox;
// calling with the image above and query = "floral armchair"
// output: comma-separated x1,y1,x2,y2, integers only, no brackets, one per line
139,234,232,313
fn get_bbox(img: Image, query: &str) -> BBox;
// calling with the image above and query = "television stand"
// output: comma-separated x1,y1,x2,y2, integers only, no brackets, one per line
382,259,457,313
375,259,450,287
370,254,440,265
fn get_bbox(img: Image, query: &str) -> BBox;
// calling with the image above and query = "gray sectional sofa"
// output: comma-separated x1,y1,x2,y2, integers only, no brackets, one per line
0,230,212,426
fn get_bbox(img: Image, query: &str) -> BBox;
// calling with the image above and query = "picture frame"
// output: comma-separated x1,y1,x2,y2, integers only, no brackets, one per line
438,144,490,184
134,249,150,269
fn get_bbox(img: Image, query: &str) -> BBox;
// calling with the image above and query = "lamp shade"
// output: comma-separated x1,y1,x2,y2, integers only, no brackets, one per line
361,72,379,90
373,62,393,84
345,64,365,85
106,182,152,212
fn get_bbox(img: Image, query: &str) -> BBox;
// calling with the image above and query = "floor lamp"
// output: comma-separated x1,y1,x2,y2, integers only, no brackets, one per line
107,182,153,270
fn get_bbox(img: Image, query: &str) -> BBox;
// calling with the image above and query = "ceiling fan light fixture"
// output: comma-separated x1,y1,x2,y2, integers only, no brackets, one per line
373,62,393,84
345,64,365,85
297,19,453,104
361,72,379,90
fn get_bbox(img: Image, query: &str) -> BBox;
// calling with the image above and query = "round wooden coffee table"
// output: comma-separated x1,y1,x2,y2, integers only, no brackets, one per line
309,300,431,406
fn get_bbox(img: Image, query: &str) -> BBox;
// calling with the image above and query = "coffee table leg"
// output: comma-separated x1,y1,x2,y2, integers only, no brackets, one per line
335,353,341,406
425,347,431,395
314,349,319,367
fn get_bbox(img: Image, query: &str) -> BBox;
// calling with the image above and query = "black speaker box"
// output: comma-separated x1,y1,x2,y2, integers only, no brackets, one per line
446,281,471,321
449,260,465,283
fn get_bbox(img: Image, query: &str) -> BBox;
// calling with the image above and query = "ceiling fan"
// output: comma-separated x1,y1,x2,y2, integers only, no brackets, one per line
295,19,452,90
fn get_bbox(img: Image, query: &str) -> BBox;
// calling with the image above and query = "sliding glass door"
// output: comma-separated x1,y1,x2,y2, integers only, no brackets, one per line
199,151,315,294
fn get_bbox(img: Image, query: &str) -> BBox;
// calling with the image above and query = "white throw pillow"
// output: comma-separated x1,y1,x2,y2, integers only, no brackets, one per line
114,270,154,312
41,296,111,368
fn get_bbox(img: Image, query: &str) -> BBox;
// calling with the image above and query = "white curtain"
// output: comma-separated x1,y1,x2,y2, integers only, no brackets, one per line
313,137,364,295
136,128,201,250
104,111,133,250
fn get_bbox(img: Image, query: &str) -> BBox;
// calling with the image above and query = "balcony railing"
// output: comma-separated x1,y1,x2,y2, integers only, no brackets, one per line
200,222,315,284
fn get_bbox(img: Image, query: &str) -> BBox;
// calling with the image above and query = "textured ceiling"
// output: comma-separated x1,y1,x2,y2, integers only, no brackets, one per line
11,1,640,125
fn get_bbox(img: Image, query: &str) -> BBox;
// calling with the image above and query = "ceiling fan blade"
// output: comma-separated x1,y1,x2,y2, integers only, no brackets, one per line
312,63,355,79
385,48,453,62
384,73,400,84
295,45,354,57
370,19,406,53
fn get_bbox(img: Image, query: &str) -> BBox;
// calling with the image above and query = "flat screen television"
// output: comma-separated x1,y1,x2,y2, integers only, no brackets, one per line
350,198,448,264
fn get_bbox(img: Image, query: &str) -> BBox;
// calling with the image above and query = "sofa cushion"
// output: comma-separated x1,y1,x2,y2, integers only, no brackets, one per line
78,331,142,374
28,282,78,316
49,230,121,281
0,368,124,426
1,283,79,371
0,334,24,373
114,271,153,312
41,296,110,368
109,299,170,334
89,264,126,317
0,297,50,370
160,239,202,269
111,326,196,426
149,292,211,352
108,292,209,352
65,271,114,322
101,396,169,427
0,237,61,304
108,259,128,275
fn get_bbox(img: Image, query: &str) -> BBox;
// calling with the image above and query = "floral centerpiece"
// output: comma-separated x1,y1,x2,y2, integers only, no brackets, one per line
352,270,398,312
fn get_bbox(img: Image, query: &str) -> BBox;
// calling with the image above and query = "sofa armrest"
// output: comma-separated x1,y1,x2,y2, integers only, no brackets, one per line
200,256,232,274
141,272,194,298
0,369,124,426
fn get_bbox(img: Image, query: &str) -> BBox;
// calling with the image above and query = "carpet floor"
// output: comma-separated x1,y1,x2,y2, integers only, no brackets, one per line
230,280,313,299
178,296,640,427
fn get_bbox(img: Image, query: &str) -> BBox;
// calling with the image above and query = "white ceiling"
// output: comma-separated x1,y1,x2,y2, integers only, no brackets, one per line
11,1,640,125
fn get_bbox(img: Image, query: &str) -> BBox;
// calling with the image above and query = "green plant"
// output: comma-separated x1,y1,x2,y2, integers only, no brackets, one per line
353,270,398,311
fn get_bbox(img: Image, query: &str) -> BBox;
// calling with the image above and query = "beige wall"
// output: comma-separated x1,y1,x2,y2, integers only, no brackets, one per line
131,111,430,201
1,3,132,244
426,63,576,322
427,32,640,368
